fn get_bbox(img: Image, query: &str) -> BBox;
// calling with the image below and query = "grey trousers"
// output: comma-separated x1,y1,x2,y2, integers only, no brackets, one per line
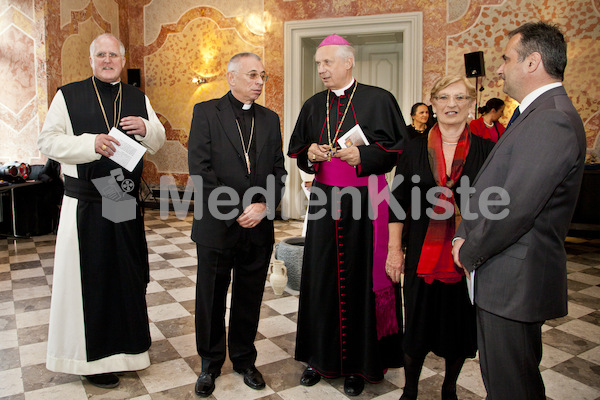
476,306,545,400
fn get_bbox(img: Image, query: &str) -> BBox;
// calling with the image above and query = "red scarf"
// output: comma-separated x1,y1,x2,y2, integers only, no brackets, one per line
416,123,470,284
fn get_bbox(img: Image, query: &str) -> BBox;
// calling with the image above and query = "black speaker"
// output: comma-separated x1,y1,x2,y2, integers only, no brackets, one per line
464,51,485,77
127,68,141,87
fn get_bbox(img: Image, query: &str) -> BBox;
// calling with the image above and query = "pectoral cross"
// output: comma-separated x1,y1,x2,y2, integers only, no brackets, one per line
327,149,336,162
245,153,251,174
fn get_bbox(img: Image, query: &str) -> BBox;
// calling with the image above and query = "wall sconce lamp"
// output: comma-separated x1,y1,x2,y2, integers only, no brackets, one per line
192,76,207,85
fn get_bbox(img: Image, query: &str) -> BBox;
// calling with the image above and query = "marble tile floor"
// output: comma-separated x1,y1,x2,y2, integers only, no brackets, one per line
1,209,599,399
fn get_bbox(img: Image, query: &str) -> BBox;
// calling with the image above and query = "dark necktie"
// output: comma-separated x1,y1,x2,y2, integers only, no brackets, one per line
506,107,521,129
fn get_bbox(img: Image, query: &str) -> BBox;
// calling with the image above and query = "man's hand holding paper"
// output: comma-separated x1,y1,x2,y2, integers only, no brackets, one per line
107,127,147,172
335,124,368,166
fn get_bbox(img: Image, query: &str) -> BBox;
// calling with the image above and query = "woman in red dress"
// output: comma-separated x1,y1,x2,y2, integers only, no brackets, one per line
469,98,505,143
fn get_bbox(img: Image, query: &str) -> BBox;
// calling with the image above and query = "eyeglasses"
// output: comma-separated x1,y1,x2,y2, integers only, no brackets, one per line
432,94,471,104
95,52,121,59
237,71,269,82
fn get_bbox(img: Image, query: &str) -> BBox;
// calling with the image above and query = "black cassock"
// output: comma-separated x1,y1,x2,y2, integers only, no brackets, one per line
288,82,407,382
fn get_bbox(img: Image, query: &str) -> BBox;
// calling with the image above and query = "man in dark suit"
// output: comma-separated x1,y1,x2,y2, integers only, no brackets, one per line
188,52,286,397
452,22,586,399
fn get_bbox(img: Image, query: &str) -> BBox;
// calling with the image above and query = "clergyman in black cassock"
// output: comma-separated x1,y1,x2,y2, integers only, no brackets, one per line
288,34,406,396
188,52,286,397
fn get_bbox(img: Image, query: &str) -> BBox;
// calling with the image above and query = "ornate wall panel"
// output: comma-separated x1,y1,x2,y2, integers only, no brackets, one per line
57,0,117,86
448,0,469,22
60,0,118,37
61,18,106,83
0,0,46,164
143,0,264,45
140,5,264,185
144,12,263,132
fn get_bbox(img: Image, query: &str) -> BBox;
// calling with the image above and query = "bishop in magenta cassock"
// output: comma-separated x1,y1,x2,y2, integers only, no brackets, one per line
287,34,407,396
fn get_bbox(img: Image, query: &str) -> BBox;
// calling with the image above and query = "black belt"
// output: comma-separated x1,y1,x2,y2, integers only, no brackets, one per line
64,175,102,203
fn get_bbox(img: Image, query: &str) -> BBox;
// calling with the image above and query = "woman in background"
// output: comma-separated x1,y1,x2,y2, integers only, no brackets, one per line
469,97,505,143
406,102,431,139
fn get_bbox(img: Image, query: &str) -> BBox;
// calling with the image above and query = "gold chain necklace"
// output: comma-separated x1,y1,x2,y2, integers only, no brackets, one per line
92,77,122,131
412,123,425,134
326,81,358,161
235,117,254,174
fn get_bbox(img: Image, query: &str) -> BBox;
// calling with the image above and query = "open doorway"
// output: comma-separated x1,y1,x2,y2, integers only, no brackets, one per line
282,13,423,219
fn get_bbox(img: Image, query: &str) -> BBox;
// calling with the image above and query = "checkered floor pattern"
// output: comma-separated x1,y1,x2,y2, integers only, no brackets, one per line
1,209,599,399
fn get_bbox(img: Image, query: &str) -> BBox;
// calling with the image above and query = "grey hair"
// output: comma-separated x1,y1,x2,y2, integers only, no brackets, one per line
89,33,125,58
336,45,355,68
227,52,262,72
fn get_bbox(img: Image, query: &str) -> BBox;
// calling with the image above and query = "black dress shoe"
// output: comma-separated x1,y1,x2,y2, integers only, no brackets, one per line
400,392,417,400
195,371,220,397
300,366,321,386
344,375,364,396
442,388,458,400
83,373,120,389
234,366,265,390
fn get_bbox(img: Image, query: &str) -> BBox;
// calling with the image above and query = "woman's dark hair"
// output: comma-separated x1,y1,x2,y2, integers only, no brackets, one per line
410,102,427,116
478,98,505,115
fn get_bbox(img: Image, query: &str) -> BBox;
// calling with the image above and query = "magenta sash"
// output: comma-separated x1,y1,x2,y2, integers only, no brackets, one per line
315,158,399,339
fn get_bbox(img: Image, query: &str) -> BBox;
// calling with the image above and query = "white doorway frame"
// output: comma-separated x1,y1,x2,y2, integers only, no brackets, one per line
281,13,423,219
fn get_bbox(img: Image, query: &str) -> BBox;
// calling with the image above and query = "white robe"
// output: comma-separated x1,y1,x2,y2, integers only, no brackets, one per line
39,86,165,375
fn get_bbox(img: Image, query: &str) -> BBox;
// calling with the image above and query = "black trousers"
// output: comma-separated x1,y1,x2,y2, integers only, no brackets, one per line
195,237,272,373
476,306,545,400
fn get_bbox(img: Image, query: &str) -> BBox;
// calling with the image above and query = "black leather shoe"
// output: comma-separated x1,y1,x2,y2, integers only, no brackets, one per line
300,366,321,386
194,371,220,397
344,375,364,396
234,366,265,390
83,373,120,389
400,391,417,400
442,388,458,400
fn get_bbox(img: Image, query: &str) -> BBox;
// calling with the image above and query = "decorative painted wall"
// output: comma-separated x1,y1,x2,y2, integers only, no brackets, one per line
0,0,47,165
445,0,600,146
140,4,266,185
45,0,118,105
1,0,598,185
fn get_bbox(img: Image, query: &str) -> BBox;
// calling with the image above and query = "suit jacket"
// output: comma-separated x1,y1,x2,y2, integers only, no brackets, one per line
188,93,286,249
456,86,586,322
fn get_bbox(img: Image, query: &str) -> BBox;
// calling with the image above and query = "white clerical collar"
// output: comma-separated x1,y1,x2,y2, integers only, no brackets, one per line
517,82,562,114
332,78,355,97
242,103,252,110
93,76,120,85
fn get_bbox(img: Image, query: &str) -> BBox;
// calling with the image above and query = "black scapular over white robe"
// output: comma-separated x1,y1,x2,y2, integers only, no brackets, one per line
39,77,165,375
